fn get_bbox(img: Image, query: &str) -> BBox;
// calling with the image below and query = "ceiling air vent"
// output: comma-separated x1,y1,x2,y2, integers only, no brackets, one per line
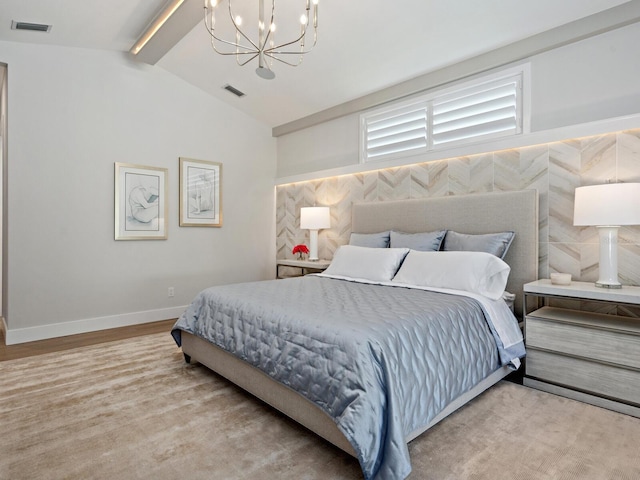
223,84,245,98
11,21,52,33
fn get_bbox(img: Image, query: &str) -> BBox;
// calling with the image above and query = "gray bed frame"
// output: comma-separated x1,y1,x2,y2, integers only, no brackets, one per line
181,189,539,458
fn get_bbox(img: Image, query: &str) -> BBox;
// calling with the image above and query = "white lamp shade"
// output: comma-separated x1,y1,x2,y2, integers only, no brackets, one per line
574,183,640,226
300,207,331,230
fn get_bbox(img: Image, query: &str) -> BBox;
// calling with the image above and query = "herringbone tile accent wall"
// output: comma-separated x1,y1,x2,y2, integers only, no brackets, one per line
277,129,640,286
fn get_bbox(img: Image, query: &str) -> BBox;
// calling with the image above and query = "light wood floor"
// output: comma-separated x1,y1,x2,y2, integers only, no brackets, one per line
0,319,176,362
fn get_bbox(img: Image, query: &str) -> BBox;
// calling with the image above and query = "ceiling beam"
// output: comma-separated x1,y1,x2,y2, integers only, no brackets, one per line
130,0,202,65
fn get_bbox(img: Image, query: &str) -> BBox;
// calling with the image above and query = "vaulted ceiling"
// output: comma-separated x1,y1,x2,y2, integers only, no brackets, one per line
0,0,636,128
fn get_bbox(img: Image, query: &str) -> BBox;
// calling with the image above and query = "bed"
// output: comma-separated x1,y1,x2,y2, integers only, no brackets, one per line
171,189,539,480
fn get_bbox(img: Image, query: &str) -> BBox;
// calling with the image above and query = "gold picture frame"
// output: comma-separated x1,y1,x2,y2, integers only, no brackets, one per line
114,162,168,240
179,157,222,227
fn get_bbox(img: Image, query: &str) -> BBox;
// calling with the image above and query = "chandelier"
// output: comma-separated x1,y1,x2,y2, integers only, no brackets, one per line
204,0,319,80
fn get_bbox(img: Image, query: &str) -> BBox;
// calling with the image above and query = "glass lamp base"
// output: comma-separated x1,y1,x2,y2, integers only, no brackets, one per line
595,281,622,289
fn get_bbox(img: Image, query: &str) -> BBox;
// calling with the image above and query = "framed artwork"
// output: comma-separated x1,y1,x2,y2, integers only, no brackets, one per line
179,157,222,227
114,162,168,240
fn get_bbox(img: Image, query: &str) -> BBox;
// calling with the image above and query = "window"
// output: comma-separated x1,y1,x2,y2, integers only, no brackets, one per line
360,67,527,163
362,101,428,161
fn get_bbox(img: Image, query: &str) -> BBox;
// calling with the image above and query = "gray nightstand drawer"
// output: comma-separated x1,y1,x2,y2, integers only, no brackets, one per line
524,281,640,417
527,349,640,406
526,316,640,370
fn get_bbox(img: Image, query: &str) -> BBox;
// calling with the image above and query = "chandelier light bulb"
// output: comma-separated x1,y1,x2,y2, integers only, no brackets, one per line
203,0,319,79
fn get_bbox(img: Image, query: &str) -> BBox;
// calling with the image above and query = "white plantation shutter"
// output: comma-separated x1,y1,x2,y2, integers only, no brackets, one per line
432,75,521,147
360,69,526,163
362,102,428,161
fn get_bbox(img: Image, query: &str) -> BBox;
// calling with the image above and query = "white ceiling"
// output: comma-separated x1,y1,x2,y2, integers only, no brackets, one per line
0,0,634,128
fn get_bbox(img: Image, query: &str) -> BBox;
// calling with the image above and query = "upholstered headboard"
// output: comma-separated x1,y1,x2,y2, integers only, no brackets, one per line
351,190,539,317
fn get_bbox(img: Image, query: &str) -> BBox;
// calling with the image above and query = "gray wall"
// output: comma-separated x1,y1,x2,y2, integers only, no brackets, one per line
275,22,640,290
277,23,640,179
530,23,640,131
1,41,277,343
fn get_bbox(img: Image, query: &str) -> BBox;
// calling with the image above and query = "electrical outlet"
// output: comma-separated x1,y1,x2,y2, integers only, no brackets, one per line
168,287,175,297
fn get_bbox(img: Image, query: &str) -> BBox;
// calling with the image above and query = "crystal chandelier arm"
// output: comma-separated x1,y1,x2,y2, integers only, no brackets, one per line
210,41,260,66
206,29,258,55
263,52,304,67
203,3,260,54
209,35,260,64
227,0,259,51
235,53,260,66
265,26,317,67
264,4,317,55
259,0,275,50
202,0,319,77
266,31,317,55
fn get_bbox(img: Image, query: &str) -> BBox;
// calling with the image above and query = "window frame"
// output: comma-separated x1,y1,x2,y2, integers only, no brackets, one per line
359,65,530,164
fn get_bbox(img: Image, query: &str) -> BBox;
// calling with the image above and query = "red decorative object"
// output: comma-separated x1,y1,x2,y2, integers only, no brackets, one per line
292,244,309,260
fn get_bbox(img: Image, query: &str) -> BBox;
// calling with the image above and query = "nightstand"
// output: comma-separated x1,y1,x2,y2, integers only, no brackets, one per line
276,259,331,279
523,279,640,418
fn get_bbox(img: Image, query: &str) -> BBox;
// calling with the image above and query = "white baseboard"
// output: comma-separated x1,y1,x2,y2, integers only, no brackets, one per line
4,306,188,345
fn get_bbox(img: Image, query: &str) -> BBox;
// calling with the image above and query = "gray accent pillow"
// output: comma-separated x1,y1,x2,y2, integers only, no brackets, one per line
442,230,515,259
390,230,447,251
349,231,390,248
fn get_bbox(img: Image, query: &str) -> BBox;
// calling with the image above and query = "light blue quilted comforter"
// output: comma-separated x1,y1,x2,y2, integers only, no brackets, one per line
172,275,517,479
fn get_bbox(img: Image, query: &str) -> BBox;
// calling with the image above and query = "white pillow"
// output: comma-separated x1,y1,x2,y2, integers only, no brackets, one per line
391,250,510,300
324,245,409,282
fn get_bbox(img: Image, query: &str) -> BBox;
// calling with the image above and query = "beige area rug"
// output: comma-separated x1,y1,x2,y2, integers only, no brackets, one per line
1,333,639,480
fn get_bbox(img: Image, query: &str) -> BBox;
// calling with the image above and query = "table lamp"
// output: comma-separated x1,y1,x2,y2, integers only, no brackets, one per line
573,182,640,288
300,207,331,261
